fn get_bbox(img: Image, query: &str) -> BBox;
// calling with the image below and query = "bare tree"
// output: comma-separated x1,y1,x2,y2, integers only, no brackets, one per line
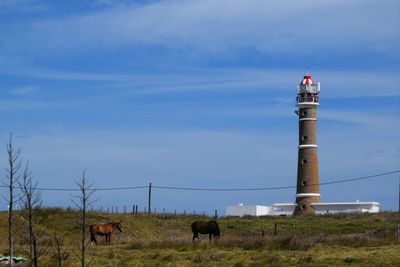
4,134,22,266
72,170,95,267
19,161,42,267
52,231,69,267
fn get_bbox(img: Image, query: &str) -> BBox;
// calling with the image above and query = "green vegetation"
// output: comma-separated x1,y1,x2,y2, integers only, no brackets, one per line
1,209,399,266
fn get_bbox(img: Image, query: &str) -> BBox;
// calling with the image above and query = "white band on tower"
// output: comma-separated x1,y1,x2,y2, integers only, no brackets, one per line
298,144,318,149
296,193,321,197
299,118,317,121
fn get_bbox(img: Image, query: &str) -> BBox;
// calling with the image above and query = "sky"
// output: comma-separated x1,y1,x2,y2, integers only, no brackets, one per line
0,0,399,214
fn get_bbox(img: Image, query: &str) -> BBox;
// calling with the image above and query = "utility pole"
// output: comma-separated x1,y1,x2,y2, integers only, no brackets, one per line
397,177,400,224
148,182,152,214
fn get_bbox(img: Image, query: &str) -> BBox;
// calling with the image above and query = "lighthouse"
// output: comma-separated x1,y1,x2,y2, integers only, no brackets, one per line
294,72,321,215
226,72,381,217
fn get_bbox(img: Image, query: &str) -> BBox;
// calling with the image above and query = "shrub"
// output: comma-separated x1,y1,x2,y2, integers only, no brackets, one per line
343,256,359,264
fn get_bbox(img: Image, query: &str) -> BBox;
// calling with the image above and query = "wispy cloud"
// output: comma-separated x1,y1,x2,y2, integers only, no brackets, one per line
0,0,47,13
2,65,399,97
320,109,400,129
0,0,398,211
2,0,399,58
9,85,40,95
0,128,397,210
0,100,63,111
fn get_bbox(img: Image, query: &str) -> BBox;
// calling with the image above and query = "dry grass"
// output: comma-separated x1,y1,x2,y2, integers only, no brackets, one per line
0,209,399,266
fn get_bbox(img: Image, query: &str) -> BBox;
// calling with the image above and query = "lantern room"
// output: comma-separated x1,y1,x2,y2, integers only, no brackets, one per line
296,74,320,105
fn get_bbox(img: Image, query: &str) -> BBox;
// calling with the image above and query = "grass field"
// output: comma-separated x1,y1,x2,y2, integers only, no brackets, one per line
1,209,399,266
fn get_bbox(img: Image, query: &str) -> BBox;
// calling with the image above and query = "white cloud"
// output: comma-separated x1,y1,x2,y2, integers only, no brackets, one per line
9,85,39,95
3,0,399,56
0,100,63,111
0,0,47,13
0,127,398,210
320,109,400,127
2,66,399,98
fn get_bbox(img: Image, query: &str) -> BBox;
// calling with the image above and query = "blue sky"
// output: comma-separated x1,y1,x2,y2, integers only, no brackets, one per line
0,0,399,213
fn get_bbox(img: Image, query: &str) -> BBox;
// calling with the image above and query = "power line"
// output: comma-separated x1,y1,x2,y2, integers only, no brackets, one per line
0,185,148,192
0,170,398,192
153,170,400,191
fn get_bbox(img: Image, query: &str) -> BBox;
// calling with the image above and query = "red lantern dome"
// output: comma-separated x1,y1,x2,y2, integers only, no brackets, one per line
300,75,315,85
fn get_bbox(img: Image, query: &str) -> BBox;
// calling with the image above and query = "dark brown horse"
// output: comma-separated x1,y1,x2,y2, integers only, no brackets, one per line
90,221,122,245
191,220,220,243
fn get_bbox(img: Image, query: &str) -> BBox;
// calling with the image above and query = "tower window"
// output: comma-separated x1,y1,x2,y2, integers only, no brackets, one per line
301,159,308,165
301,180,307,186
301,135,308,141
301,110,308,116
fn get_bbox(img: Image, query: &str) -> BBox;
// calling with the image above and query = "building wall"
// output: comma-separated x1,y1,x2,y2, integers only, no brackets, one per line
312,203,380,215
226,202,379,217
226,205,257,217
256,205,273,216
272,204,297,216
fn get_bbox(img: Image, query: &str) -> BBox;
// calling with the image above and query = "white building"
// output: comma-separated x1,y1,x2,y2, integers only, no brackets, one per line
225,203,273,217
225,201,379,217
312,201,380,215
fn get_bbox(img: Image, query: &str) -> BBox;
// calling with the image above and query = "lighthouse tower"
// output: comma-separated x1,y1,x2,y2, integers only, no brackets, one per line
294,72,321,216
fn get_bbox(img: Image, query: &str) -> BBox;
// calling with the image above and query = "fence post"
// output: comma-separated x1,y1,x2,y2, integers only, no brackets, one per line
274,222,277,237
293,224,296,237
385,220,388,239
397,224,400,242
356,224,359,239
214,210,218,220
148,182,152,214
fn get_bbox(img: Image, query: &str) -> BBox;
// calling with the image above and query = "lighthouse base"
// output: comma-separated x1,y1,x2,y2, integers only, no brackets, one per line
294,196,320,216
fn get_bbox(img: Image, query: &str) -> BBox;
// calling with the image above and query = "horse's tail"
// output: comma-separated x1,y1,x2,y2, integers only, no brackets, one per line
212,220,220,237
90,225,97,244
191,222,197,233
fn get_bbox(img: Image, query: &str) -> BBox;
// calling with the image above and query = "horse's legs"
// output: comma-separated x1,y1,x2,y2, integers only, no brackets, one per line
192,232,199,242
214,234,219,242
90,233,97,245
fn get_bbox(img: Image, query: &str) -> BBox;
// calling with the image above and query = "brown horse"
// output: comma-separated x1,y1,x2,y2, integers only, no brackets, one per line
90,221,122,245
191,220,220,243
